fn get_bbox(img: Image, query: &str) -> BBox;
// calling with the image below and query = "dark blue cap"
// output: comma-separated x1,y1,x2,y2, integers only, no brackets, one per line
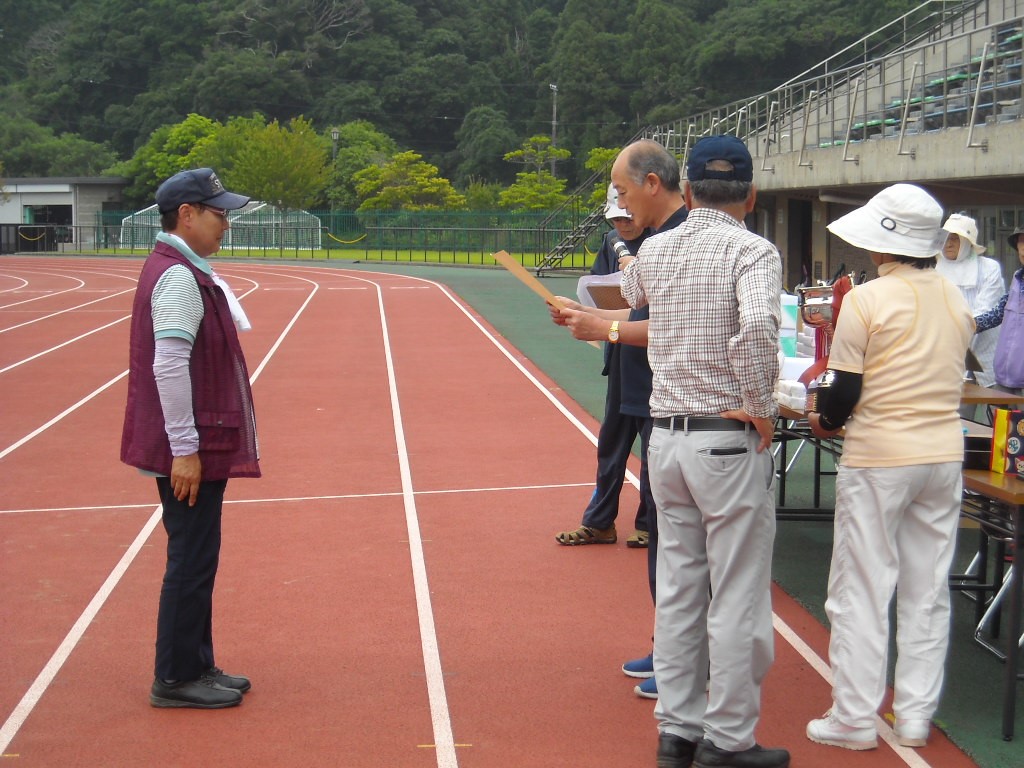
155,168,250,213
686,135,753,182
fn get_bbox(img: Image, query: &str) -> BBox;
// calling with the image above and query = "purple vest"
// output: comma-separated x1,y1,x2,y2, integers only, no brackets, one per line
121,241,261,479
994,271,1024,389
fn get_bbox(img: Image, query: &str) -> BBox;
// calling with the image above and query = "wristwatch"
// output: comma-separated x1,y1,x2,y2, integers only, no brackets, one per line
608,320,620,343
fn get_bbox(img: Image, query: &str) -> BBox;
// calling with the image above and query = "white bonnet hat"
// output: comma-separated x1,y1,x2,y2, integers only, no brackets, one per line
827,184,945,258
942,212,986,255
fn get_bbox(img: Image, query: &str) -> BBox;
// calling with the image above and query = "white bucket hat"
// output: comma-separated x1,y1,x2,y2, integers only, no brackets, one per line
827,183,946,258
604,183,630,220
942,212,986,255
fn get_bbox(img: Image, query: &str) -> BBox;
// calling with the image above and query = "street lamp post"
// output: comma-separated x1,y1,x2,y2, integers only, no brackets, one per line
331,127,340,161
549,83,558,175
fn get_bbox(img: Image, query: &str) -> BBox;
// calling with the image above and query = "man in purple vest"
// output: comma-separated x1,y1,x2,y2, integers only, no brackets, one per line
122,168,260,709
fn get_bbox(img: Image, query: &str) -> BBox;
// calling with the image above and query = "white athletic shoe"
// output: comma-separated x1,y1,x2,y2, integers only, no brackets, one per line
806,711,878,750
895,718,930,748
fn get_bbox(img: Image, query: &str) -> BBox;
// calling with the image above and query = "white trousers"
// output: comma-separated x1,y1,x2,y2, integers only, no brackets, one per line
826,462,962,728
649,425,777,752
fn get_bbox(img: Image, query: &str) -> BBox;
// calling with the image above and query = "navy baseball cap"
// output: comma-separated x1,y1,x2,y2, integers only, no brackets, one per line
156,168,250,213
686,135,753,182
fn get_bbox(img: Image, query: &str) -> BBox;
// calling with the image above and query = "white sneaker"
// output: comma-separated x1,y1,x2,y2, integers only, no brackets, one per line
806,711,878,750
895,718,930,748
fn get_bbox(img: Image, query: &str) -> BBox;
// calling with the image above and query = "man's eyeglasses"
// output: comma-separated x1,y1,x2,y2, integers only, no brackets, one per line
197,203,230,222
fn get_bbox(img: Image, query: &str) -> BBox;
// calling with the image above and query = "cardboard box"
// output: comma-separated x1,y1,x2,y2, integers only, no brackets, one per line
990,408,1024,477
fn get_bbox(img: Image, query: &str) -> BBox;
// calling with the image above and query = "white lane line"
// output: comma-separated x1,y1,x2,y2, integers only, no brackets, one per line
0,274,30,293
0,372,129,460
0,508,164,754
251,265,458,766
0,316,130,374
0,270,313,756
0,274,85,310
368,275,459,768
6,261,930,767
772,615,934,767
0,482,596,516
355,270,932,768
0,288,136,334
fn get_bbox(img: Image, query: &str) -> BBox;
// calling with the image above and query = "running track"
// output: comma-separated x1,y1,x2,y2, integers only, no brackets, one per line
0,256,979,767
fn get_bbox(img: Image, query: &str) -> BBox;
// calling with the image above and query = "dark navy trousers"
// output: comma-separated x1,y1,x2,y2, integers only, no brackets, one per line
580,350,655,539
154,477,227,682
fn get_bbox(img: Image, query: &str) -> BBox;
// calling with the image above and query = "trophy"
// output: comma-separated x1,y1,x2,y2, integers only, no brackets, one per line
796,267,857,412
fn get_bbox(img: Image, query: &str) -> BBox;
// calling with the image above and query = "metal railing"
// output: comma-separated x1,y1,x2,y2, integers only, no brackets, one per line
643,0,1022,163
1,212,610,268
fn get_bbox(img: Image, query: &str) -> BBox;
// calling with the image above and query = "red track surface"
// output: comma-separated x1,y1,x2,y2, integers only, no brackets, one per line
0,256,979,767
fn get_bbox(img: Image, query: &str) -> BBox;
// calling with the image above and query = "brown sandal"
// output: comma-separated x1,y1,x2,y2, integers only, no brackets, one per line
626,529,649,549
555,525,617,545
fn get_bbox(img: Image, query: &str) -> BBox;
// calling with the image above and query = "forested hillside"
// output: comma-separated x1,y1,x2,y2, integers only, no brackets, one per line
1,0,918,193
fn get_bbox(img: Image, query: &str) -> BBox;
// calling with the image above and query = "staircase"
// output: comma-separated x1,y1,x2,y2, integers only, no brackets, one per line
534,186,606,275
534,129,649,276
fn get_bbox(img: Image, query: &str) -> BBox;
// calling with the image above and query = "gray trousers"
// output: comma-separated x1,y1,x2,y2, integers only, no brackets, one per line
649,423,777,752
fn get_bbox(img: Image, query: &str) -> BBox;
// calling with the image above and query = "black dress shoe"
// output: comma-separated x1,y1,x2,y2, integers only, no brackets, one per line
694,738,790,768
150,677,243,709
657,732,697,768
203,666,251,693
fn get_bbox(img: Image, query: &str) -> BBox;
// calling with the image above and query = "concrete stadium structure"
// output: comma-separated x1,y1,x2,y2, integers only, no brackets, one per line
646,0,1024,291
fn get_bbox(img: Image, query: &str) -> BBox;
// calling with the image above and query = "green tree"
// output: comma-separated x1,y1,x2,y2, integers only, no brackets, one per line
218,0,371,70
499,135,571,210
0,114,117,177
454,106,519,186
624,0,705,124
13,0,217,155
498,169,567,211
326,120,399,209
107,114,222,207
537,0,644,171
229,117,331,212
463,180,504,211
189,114,269,180
502,135,571,175
187,47,312,123
687,0,878,103
583,146,619,207
353,151,466,211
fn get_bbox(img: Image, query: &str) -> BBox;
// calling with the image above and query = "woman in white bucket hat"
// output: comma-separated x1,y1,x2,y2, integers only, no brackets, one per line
803,184,974,753
936,213,1004,388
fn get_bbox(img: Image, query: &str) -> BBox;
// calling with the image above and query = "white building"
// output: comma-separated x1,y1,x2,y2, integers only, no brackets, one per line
0,177,128,253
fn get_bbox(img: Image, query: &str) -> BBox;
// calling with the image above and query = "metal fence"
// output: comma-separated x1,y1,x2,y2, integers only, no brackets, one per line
0,211,603,269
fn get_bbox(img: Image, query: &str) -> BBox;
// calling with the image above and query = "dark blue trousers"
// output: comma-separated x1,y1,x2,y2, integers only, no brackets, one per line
581,358,654,535
154,477,226,682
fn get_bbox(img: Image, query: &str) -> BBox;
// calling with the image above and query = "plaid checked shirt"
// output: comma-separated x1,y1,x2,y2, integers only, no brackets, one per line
620,207,782,419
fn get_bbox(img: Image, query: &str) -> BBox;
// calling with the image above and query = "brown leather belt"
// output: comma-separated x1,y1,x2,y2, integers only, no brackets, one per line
652,416,747,431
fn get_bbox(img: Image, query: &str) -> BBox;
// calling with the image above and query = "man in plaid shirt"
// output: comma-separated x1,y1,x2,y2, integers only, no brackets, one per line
620,135,787,768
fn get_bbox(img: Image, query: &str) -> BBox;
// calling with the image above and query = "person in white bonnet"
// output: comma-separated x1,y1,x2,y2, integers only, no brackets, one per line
803,184,974,753
936,212,1004,388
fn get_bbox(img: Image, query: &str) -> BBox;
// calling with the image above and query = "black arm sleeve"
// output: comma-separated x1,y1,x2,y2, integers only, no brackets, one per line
816,370,863,431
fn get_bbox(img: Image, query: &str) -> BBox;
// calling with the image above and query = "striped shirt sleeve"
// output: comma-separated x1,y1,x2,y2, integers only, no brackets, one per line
152,264,204,343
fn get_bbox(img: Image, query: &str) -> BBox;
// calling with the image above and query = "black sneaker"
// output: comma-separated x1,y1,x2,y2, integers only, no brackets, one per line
657,732,697,768
694,738,790,768
202,666,252,693
150,677,243,709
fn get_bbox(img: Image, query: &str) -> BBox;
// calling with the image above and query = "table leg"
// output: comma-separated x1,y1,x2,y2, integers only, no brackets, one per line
1002,504,1022,740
